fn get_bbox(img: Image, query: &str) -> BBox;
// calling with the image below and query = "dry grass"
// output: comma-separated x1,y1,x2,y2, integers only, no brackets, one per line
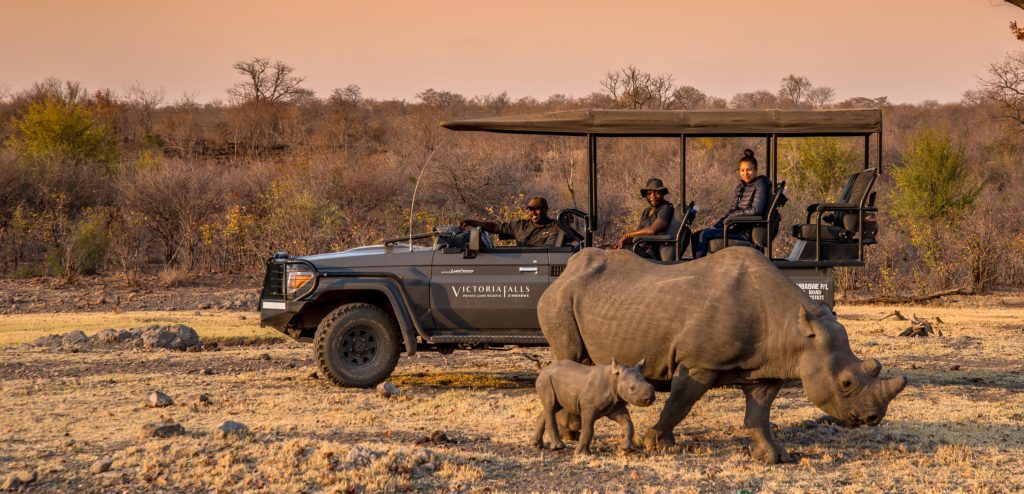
1,297,1024,492
0,310,281,346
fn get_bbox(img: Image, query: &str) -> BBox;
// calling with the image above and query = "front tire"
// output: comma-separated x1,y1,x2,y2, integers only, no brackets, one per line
314,303,401,388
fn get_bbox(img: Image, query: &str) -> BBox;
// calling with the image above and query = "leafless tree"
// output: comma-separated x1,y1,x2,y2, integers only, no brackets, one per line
416,88,466,107
228,58,312,103
600,65,675,109
125,83,165,137
807,86,836,109
778,74,813,108
670,86,708,110
980,51,1024,127
730,90,779,109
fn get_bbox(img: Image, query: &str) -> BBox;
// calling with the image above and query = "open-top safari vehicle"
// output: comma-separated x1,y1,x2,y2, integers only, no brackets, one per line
260,108,883,387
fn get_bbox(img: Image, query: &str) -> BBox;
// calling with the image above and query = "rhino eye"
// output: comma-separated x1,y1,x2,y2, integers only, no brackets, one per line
838,378,854,391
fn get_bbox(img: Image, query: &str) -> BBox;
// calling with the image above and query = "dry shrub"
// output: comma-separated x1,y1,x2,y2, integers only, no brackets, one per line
108,208,152,287
157,265,188,288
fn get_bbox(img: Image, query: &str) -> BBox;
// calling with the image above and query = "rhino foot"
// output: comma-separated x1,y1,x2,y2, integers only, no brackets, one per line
560,430,580,442
751,442,792,464
642,429,675,451
549,440,566,451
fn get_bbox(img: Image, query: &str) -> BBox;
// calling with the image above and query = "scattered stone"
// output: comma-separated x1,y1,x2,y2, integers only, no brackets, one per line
949,364,961,371
1,470,37,490
259,353,271,361
147,390,174,408
141,421,185,438
200,368,215,376
194,394,212,405
377,381,400,399
308,371,319,380
140,324,200,351
214,420,249,438
202,342,219,352
91,458,113,474
429,430,450,444
239,315,247,320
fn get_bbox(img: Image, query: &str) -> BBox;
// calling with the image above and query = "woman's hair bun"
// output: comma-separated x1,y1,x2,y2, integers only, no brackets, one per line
743,149,755,159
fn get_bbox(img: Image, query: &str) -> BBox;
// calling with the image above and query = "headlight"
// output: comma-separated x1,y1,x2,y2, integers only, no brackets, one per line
286,266,315,298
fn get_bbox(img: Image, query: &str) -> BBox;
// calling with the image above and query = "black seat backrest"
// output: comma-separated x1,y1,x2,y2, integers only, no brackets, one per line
751,181,787,247
673,201,697,259
836,168,877,231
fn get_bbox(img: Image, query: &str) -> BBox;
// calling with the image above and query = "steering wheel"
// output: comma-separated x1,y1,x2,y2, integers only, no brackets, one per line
555,208,588,245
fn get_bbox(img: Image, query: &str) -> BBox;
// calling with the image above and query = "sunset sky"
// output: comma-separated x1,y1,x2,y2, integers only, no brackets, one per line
2,0,1022,105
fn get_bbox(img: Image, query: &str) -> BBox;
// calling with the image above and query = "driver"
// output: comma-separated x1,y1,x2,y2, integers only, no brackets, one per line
459,196,563,247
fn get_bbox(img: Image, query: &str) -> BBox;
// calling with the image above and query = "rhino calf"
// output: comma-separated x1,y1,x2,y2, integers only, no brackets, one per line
533,359,655,454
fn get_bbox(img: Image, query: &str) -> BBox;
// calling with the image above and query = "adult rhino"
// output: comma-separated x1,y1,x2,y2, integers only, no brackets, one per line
537,247,907,463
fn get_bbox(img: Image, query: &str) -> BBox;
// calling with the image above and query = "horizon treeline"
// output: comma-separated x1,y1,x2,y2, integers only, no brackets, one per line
1,59,1023,298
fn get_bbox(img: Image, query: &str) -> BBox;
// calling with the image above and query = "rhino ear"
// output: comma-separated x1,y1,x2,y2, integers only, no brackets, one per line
800,306,819,339
635,357,646,371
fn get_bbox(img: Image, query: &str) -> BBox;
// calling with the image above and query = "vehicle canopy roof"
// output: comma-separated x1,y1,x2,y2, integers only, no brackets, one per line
442,108,882,137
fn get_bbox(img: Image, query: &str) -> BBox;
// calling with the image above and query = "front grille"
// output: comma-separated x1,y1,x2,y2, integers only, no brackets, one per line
262,261,286,300
550,265,565,276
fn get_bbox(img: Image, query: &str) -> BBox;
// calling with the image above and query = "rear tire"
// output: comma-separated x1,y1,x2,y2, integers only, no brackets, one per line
314,303,401,388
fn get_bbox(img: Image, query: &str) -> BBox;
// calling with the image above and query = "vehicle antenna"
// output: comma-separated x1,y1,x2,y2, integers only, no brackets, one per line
408,138,449,251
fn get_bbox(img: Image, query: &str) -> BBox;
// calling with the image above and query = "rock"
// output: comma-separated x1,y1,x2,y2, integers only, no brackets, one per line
32,334,64,348
377,381,400,399
141,421,185,438
1,470,37,489
147,390,174,407
259,353,271,361
429,430,450,444
949,364,961,371
95,328,119,343
62,330,88,346
214,420,249,438
308,371,319,380
194,394,212,406
91,458,113,474
238,315,247,320
200,368,215,376
140,324,200,351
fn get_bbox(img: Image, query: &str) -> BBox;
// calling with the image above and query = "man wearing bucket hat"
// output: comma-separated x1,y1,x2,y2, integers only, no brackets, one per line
460,196,564,247
614,178,674,254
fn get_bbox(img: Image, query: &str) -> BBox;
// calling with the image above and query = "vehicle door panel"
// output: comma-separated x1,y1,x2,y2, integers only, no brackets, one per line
430,249,549,330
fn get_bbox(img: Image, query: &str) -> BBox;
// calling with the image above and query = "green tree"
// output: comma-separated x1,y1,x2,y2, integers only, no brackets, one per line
6,99,117,170
891,129,977,225
780,137,857,201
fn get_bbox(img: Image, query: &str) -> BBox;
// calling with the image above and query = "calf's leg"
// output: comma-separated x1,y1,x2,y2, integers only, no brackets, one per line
606,405,635,451
643,367,717,450
574,409,598,455
742,382,791,464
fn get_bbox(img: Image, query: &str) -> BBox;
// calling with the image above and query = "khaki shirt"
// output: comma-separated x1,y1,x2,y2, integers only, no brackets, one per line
496,218,562,247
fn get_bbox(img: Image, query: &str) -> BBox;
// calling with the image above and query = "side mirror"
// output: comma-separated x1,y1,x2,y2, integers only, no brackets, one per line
465,227,481,259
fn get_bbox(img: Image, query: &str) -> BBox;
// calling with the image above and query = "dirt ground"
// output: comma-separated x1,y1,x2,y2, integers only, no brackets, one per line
1,289,1024,492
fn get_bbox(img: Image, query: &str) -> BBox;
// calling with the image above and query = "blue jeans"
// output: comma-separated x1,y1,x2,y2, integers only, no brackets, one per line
691,228,751,258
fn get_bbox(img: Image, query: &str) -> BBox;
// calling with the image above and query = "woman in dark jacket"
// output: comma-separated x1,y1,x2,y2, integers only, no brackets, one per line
691,149,770,258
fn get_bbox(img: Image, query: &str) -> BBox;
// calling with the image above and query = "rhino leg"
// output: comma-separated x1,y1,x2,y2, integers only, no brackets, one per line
607,404,635,451
556,409,581,441
574,408,598,455
538,293,589,363
532,412,546,448
644,368,718,450
742,382,792,464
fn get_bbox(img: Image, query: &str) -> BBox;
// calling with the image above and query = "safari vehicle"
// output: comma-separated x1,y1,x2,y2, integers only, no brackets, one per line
260,108,883,387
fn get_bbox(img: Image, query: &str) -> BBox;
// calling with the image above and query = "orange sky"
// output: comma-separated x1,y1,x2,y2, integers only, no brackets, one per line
1,0,1022,104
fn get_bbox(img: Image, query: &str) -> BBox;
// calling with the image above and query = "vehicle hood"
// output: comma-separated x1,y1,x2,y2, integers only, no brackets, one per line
299,245,433,270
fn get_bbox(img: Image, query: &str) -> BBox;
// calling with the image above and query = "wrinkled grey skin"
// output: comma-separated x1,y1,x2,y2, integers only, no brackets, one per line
533,359,656,455
538,247,908,463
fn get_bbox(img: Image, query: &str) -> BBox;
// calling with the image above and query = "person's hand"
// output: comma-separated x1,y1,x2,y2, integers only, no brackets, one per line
614,234,629,249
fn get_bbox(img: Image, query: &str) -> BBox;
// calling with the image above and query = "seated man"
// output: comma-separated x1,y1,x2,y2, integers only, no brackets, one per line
460,196,563,247
614,178,674,257
691,149,770,258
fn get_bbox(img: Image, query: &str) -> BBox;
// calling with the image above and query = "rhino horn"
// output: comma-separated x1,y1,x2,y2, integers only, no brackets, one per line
881,376,908,402
861,358,882,377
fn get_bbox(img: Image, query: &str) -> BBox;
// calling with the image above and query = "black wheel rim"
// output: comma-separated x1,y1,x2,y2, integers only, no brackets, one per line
339,327,378,367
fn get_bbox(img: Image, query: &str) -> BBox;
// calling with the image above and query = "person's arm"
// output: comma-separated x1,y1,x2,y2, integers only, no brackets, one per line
459,219,499,234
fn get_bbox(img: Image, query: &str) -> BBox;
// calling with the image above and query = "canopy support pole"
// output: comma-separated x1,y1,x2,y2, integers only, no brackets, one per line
680,135,687,208
587,134,597,247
